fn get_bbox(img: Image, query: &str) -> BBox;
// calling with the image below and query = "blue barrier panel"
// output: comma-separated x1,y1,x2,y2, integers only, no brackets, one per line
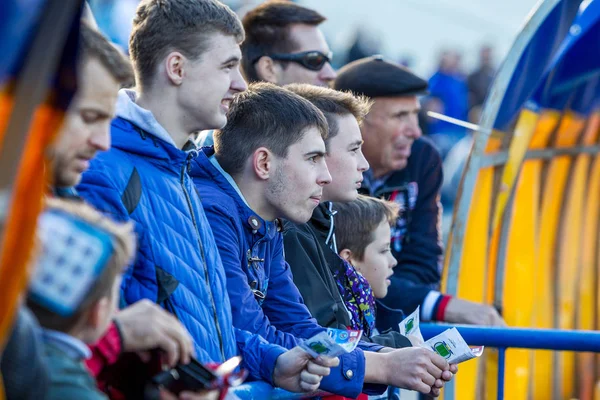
229,324,600,399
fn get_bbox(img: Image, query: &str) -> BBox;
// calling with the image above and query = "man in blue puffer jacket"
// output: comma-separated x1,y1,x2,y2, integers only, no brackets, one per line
192,82,456,398
78,0,337,393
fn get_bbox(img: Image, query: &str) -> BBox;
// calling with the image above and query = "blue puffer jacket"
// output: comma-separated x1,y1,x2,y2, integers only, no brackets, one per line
191,147,388,398
77,90,285,382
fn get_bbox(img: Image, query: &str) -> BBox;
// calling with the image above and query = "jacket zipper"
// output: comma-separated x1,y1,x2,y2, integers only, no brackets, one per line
180,154,226,361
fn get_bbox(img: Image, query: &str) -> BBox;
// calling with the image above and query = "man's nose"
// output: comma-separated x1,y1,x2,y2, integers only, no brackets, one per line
357,150,369,172
90,125,110,151
406,114,422,139
231,68,248,93
318,163,332,186
318,63,337,85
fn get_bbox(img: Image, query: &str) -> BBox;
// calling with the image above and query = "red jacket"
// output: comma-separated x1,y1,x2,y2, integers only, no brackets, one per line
86,321,123,377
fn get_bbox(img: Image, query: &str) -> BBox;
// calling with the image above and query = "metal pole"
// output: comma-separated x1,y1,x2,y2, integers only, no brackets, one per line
497,347,506,400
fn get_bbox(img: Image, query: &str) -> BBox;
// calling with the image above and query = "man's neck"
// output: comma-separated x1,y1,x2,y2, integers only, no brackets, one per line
135,89,190,149
234,172,276,222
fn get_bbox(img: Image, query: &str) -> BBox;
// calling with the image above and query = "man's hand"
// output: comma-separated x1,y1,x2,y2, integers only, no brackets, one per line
443,298,506,326
115,299,196,366
272,346,340,393
382,347,454,397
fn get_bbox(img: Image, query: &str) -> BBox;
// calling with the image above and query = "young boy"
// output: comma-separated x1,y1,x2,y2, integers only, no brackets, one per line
334,195,400,300
27,198,136,399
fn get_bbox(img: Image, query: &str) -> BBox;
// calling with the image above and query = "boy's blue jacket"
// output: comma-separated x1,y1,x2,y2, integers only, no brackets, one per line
77,90,285,383
191,147,388,398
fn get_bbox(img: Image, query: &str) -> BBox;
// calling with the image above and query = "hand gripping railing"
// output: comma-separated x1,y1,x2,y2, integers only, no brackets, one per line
229,324,600,399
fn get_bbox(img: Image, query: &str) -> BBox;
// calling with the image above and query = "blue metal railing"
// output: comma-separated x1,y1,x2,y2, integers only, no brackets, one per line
420,324,600,400
229,324,600,399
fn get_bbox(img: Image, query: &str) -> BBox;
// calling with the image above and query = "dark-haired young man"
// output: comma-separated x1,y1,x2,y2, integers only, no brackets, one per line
76,0,336,393
192,82,455,398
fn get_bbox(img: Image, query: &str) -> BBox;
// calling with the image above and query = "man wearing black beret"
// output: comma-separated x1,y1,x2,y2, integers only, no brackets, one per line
334,56,506,329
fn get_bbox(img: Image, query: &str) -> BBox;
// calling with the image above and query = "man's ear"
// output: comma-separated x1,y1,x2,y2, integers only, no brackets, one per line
254,56,280,85
339,248,354,263
165,52,186,86
252,147,273,181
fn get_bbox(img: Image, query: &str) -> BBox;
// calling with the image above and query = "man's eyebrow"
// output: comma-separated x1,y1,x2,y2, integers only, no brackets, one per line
394,108,420,116
221,55,241,65
349,140,364,148
304,150,326,158
80,108,110,118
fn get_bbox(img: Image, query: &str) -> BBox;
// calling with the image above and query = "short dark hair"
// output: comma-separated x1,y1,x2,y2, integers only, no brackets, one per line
28,199,136,333
241,0,326,82
214,82,329,176
79,21,134,86
333,195,399,260
285,84,372,147
129,0,244,89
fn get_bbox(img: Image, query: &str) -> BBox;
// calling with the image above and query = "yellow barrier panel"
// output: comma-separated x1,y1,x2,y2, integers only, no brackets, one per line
575,112,600,400
500,153,539,400
553,112,586,400
527,110,561,400
452,137,502,400
492,108,540,231
484,222,501,400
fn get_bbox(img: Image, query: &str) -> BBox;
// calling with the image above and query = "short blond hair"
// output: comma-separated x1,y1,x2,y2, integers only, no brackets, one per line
28,198,136,332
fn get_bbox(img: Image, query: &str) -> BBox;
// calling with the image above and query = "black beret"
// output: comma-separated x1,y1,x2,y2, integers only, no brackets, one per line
334,55,428,98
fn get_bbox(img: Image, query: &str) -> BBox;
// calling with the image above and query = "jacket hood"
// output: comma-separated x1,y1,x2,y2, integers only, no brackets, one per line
190,147,281,240
116,89,177,147
110,89,194,166
310,202,339,251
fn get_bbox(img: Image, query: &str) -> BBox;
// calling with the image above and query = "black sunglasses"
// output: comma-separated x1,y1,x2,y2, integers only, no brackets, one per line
265,51,333,71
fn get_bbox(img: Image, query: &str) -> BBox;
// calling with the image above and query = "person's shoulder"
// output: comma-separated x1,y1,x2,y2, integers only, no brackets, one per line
412,136,440,156
282,220,315,240
409,137,442,167
199,183,240,220
81,149,136,193
43,346,105,399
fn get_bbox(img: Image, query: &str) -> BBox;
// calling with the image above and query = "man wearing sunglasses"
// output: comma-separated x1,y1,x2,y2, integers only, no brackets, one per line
197,1,336,147
240,1,337,87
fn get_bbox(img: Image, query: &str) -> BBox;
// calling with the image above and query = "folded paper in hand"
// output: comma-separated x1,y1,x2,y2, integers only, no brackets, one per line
300,328,363,358
399,308,484,364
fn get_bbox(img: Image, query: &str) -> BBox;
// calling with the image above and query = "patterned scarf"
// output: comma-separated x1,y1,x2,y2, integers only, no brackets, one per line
333,256,376,337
